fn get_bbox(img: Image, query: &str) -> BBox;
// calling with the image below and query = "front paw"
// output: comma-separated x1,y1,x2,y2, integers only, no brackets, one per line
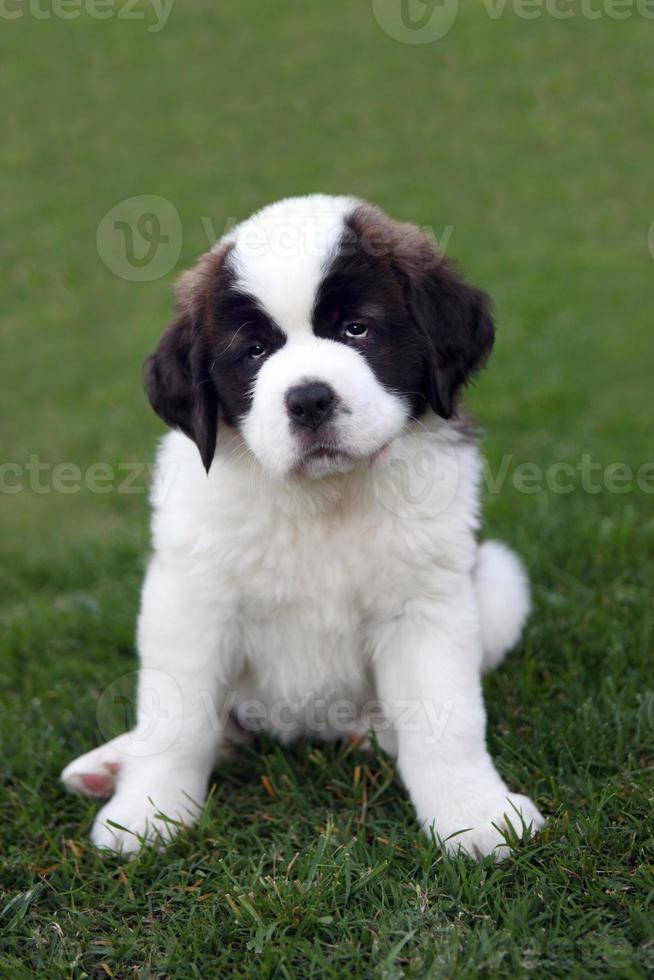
430,792,544,860
91,781,204,855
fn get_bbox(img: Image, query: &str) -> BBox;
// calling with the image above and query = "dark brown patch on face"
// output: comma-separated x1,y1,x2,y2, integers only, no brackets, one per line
144,243,285,471
204,275,286,427
312,210,428,417
314,202,495,422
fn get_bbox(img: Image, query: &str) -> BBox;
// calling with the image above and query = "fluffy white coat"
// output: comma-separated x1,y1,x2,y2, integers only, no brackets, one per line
62,195,543,858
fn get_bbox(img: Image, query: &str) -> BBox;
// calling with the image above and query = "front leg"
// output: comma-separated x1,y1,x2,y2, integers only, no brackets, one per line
62,557,236,854
373,584,543,859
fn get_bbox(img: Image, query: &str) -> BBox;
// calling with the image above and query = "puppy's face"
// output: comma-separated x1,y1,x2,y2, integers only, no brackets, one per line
145,195,495,477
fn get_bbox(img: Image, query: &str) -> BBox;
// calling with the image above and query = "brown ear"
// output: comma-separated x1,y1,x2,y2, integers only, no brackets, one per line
405,252,495,418
353,204,495,419
144,313,218,472
143,249,228,472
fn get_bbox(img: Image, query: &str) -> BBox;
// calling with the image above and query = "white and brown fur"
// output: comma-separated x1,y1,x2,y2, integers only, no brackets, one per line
62,195,543,857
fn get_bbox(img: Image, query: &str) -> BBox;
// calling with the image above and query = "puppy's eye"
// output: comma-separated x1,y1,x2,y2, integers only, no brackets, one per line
344,323,368,339
248,343,267,360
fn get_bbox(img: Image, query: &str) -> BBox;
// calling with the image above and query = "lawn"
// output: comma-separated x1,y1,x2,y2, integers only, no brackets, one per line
1,1,653,975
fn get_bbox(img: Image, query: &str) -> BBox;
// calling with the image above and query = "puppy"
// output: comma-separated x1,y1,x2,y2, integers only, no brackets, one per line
62,195,543,857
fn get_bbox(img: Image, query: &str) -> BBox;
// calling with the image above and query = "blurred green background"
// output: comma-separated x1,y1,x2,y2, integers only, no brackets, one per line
1,2,653,975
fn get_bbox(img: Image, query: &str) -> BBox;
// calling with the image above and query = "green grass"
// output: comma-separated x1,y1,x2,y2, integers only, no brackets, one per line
1,1,654,975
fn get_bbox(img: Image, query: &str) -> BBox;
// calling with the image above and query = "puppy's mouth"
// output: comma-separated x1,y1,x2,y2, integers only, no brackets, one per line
296,443,353,470
292,430,391,476
303,444,350,461
290,429,352,472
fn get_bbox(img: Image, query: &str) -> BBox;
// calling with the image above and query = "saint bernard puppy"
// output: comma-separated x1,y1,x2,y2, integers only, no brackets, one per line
62,195,543,858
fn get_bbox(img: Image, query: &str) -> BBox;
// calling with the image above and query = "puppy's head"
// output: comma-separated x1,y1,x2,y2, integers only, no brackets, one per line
145,195,494,477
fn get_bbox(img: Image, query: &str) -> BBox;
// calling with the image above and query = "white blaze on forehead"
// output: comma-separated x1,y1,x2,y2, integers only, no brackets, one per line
221,194,359,336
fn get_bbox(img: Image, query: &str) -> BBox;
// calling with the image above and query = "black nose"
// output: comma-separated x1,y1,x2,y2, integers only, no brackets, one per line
285,382,336,430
